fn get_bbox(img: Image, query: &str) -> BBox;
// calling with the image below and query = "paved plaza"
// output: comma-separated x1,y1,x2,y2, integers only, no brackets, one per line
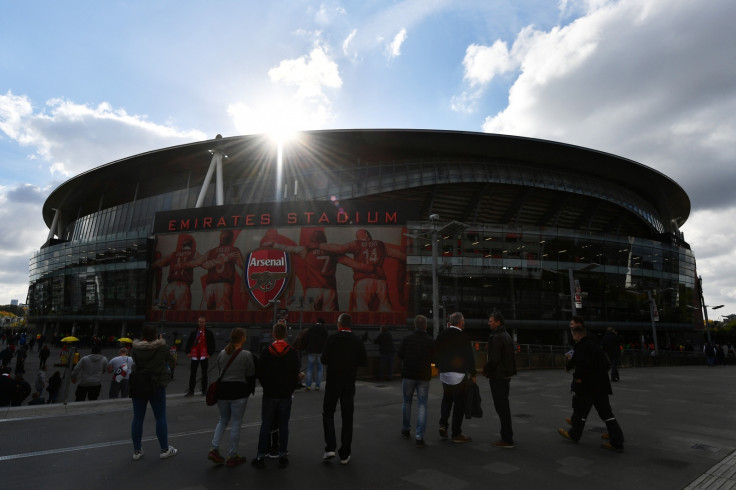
1,344,736,489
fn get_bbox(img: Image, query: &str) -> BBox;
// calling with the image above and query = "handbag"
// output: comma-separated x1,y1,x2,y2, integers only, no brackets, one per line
206,348,241,406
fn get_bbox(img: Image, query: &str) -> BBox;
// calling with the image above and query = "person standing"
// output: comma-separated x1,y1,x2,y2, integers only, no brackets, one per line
108,347,134,399
483,311,517,448
321,313,367,465
71,345,108,401
0,367,13,406
304,319,328,391
39,345,51,369
558,316,625,452
35,365,47,397
374,326,395,380
397,315,436,448
47,370,61,404
130,324,177,461
252,322,300,469
436,311,476,443
208,327,255,467
185,316,216,396
600,327,622,381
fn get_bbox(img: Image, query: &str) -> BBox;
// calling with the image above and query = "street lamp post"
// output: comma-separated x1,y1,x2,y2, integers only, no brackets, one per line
430,215,440,339
688,304,724,343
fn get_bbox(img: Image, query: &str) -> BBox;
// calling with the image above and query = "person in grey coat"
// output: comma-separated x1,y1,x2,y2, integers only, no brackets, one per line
71,345,108,401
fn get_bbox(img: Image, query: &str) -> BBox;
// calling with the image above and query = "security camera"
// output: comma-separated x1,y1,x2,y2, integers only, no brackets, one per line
429,214,439,221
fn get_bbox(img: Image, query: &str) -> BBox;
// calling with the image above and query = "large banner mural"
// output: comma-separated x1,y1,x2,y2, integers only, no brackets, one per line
150,200,419,326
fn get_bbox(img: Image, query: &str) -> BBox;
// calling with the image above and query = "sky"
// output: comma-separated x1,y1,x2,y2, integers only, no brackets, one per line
0,0,735,319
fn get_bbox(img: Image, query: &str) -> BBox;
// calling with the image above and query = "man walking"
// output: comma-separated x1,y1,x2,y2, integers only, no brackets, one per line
321,313,367,465
185,316,216,396
558,316,625,452
436,311,476,443
397,315,436,448
483,311,517,448
71,345,108,401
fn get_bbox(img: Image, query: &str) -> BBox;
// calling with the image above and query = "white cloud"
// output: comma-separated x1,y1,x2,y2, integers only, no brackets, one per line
268,45,343,101
386,28,408,59
0,91,208,304
0,91,207,178
464,0,736,312
343,28,358,59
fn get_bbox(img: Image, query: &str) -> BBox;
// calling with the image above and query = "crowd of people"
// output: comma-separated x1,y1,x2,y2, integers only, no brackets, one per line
11,309,732,463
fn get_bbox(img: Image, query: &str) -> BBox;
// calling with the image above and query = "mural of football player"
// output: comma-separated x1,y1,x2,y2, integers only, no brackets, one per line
152,234,200,310
318,229,406,312
263,228,373,311
189,230,244,310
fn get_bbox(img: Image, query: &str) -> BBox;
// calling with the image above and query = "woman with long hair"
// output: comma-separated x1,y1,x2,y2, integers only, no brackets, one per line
130,324,177,461
208,327,255,467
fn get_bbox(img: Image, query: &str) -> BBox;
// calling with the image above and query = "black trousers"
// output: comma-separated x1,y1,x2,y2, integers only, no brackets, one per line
439,378,468,437
569,392,624,448
322,381,356,459
188,358,209,393
489,378,513,443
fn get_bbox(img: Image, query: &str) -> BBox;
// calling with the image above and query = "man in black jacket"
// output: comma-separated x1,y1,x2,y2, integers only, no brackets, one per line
558,316,625,452
436,311,476,443
483,311,517,448
252,322,300,469
397,315,436,447
321,313,367,465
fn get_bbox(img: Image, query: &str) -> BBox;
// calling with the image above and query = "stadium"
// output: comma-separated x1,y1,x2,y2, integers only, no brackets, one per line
27,129,702,346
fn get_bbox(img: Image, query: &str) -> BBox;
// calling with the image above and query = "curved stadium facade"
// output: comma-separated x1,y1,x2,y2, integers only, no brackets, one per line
27,129,702,345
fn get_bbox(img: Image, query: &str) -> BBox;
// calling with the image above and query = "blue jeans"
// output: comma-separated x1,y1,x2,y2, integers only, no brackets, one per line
131,387,168,452
212,397,249,457
306,353,323,388
257,397,292,458
402,378,429,440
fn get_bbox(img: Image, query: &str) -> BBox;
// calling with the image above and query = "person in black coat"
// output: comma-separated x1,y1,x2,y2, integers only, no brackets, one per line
436,311,476,443
184,316,216,396
483,311,517,448
558,316,624,452
397,315,436,447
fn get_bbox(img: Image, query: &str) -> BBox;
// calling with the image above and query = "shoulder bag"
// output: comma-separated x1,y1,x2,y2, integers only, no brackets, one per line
206,349,241,406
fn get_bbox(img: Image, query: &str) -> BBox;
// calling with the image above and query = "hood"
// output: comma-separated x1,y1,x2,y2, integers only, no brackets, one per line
132,338,167,362
268,340,291,357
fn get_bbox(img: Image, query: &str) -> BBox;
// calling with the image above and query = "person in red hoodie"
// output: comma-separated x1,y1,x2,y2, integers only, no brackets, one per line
251,322,301,469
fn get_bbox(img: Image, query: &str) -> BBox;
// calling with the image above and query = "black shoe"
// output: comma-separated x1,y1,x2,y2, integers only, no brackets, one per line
401,429,410,439
416,439,426,448
601,442,624,453
185,391,194,397
439,426,448,438
251,458,265,469
278,456,289,468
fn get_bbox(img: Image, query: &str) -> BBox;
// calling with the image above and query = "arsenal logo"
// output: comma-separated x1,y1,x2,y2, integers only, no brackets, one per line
245,248,291,308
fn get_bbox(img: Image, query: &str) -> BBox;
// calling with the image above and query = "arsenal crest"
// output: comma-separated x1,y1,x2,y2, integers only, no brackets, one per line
245,248,291,308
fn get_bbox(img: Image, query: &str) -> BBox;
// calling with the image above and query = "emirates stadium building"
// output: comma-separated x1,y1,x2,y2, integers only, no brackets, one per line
27,129,702,345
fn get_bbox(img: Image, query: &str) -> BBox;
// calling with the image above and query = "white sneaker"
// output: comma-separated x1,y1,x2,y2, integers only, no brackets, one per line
132,450,144,461
160,446,178,459
323,451,335,461
340,455,351,465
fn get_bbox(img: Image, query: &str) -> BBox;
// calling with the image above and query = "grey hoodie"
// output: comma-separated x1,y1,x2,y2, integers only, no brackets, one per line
71,354,109,386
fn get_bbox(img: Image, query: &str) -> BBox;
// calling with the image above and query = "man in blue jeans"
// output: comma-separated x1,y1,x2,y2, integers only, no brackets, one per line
252,322,300,469
397,315,436,447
